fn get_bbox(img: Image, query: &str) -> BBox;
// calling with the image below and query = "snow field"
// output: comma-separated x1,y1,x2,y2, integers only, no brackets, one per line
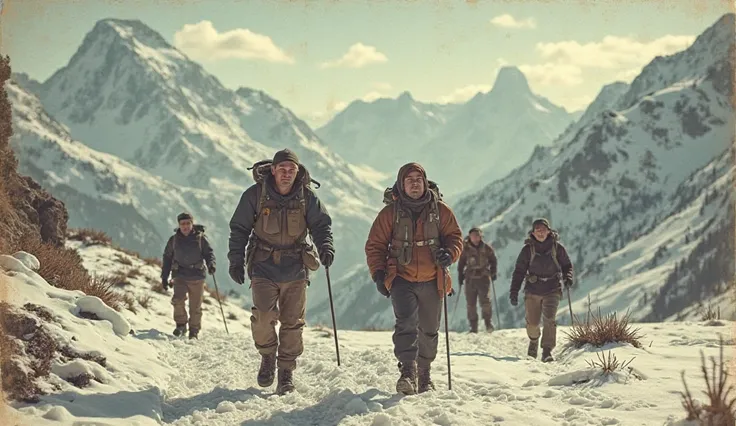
3,243,735,425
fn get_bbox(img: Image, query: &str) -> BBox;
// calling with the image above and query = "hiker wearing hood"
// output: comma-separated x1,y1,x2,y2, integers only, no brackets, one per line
457,227,498,333
365,162,463,395
161,212,216,340
509,218,573,362
227,148,334,396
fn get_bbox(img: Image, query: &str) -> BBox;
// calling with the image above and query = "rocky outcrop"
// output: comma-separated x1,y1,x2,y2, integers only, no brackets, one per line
0,55,68,253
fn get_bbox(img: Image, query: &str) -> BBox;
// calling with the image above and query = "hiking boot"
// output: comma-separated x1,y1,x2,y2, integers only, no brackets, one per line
396,361,417,395
542,348,554,363
527,338,539,359
469,320,478,333
257,353,276,387
173,324,187,337
417,365,435,393
275,368,295,395
188,328,199,339
484,318,494,333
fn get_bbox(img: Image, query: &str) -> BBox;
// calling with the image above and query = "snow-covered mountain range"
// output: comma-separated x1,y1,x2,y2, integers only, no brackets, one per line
8,18,383,301
316,66,578,195
312,13,735,331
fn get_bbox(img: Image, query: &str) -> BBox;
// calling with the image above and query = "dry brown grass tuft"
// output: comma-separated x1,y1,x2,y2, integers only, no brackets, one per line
151,280,167,295
679,336,736,425
82,276,124,312
67,228,113,246
564,302,644,349
114,253,133,266
12,236,124,311
121,292,137,314
143,256,163,268
137,293,153,309
700,303,722,322
585,350,636,374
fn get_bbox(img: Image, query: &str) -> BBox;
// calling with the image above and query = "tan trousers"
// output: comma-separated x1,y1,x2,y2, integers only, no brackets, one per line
171,278,205,330
524,291,561,350
250,277,307,371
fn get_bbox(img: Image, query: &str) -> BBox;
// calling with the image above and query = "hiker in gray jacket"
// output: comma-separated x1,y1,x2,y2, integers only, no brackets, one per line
161,212,216,339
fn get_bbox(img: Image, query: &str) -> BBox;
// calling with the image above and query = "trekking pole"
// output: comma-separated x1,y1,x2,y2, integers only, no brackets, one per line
325,266,341,366
211,274,229,335
490,278,502,330
440,267,452,390
566,287,574,326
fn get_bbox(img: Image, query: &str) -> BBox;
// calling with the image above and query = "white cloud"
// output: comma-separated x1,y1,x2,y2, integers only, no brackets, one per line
518,63,584,87
535,34,695,70
320,43,388,69
614,67,642,82
436,84,491,104
490,14,537,29
361,91,385,102
173,21,294,63
372,82,393,91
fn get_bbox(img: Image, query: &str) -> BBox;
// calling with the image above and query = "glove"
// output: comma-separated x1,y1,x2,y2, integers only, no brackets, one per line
448,288,456,297
161,278,169,292
510,292,518,306
564,278,573,289
319,245,334,268
373,270,390,298
229,263,245,285
436,248,452,268
207,263,216,275
492,273,497,281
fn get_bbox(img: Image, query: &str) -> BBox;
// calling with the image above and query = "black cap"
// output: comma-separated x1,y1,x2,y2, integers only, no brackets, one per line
532,218,550,229
177,212,193,222
272,149,299,166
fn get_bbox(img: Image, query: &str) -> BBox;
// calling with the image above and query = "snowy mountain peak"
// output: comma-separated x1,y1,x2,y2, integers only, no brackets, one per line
397,91,414,103
91,18,174,51
491,66,531,95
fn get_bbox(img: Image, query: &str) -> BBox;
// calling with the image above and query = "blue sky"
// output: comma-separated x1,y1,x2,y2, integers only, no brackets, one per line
1,0,731,126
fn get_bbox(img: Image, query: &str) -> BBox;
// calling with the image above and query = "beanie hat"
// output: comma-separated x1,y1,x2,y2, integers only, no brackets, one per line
272,149,300,166
469,227,482,235
177,212,193,222
532,218,550,229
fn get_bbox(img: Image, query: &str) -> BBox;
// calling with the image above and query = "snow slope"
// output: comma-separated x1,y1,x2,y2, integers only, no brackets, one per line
3,243,735,425
11,17,382,297
312,13,735,332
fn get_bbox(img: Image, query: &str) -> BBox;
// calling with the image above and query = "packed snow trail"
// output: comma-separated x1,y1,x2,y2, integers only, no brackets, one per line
4,243,734,426
151,323,735,425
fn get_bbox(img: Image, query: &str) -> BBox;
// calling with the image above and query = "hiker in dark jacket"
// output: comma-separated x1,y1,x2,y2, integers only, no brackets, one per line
509,218,573,362
227,148,334,395
457,227,498,333
161,212,216,339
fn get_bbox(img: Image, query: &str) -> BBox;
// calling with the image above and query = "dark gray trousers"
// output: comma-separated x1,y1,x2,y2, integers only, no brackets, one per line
390,277,442,367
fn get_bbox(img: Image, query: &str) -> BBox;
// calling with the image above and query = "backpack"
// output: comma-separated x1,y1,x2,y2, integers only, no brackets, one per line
526,231,561,272
171,225,206,271
172,224,205,253
383,181,443,266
